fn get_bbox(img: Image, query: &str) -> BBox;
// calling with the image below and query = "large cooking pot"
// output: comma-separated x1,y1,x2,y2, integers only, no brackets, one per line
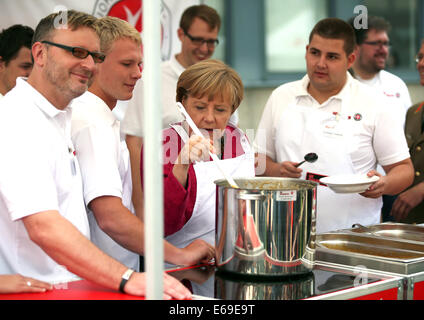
215,177,317,277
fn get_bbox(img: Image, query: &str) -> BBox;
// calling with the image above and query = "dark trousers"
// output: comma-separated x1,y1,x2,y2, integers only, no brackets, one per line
381,195,397,222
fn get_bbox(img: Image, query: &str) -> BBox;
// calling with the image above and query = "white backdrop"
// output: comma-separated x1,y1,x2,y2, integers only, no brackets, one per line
0,0,201,61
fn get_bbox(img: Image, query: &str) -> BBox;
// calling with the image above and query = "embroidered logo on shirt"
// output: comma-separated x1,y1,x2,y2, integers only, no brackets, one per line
383,91,400,98
354,113,362,121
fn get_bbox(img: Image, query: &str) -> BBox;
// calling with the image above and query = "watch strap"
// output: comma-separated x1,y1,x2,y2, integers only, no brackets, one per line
119,268,135,293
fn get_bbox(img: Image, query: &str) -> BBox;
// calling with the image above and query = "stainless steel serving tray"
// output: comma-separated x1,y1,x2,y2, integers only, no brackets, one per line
315,232,424,275
348,223,424,243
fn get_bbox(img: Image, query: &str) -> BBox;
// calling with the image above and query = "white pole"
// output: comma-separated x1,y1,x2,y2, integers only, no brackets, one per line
143,0,163,300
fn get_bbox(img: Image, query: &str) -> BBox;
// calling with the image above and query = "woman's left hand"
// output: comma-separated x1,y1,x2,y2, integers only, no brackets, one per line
0,274,53,294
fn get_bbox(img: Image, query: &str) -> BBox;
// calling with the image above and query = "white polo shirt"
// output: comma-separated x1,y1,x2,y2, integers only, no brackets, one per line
0,78,89,283
121,54,239,137
355,70,412,125
254,73,410,177
254,73,410,232
71,91,139,271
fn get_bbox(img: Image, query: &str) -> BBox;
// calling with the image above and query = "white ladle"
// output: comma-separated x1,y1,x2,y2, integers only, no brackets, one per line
176,102,240,189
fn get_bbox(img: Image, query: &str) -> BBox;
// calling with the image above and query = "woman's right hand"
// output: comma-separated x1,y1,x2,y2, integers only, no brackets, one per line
173,135,215,188
178,135,215,165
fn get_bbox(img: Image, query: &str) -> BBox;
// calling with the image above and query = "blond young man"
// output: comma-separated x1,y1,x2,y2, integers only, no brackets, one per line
0,10,190,299
71,16,215,273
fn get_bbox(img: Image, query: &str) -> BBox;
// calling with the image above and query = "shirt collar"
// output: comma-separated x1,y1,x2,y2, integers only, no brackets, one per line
169,54,186,77
354,70,381,86
16,77,70,119
80,91,118,126
297,72,354,103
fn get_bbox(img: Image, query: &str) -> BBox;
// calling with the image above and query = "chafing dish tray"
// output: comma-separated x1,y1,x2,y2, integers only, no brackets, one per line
349,223,424,243
315,232,424,275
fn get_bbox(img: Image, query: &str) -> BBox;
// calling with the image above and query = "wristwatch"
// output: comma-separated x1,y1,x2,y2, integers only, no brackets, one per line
119,268,135,293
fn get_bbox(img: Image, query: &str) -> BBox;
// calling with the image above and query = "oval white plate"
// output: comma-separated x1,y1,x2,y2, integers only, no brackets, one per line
320,174,380,194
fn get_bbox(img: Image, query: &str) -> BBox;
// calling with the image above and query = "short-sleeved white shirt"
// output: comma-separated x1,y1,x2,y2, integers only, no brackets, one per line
254,73,410,174
355,70,412,124
121,54,239,137
0,78,90,283
71,91,139,271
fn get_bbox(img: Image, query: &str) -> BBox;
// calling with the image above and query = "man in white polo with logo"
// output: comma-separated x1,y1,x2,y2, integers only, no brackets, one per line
348,15,412,121
0,10,191,299
348,15,412,221
254,18,414,234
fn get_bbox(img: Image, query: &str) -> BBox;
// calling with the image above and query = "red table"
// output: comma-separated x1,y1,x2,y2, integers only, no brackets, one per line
0,279,145,300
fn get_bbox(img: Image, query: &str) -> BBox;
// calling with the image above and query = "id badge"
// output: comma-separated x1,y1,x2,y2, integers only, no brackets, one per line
322,118,344,137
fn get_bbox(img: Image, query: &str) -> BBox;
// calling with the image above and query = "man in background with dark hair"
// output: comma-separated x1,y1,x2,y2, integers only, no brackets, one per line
254,18,413,233
0,24,34,97
348,15,411,119
348,16,412,222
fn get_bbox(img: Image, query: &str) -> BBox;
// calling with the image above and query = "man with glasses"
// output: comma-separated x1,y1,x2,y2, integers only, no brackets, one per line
0,10,191,299
121,4,237,222
348,16,412,222
348,16,412,120
390,41,424,224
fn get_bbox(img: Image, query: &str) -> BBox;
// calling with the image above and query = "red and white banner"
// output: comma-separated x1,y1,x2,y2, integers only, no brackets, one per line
0,0,201,61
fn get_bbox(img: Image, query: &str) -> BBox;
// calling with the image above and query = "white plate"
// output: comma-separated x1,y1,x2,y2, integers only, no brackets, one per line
319,174,380,194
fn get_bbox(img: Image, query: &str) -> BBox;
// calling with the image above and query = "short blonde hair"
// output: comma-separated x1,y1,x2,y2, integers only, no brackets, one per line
176,59,244,112
94,16,141,54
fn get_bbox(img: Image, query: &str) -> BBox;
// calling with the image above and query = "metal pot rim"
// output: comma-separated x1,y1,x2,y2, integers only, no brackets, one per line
214,177,318,191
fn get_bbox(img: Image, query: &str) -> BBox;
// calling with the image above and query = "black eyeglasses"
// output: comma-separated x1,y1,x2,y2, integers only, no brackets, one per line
183,31,219,48
363,40,390,48
41,40,105,63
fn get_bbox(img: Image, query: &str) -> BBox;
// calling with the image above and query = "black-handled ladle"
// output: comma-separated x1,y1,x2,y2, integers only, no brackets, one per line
295,153,318,168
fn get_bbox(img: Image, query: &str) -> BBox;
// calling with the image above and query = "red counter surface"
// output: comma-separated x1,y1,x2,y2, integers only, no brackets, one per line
0,279,145,300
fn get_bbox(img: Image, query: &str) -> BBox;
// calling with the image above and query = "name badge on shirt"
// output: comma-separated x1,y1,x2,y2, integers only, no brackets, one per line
321,112,352,137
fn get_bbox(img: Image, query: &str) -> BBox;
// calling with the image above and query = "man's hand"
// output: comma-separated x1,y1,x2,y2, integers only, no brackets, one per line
278,161,302,178
391,183,424,221
360,170,385,199
124,272,192,300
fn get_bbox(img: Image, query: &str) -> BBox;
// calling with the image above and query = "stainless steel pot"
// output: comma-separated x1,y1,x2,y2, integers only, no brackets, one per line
215,177,317,277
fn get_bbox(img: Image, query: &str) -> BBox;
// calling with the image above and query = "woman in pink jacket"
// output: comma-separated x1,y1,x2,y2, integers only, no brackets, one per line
141,60,255,257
